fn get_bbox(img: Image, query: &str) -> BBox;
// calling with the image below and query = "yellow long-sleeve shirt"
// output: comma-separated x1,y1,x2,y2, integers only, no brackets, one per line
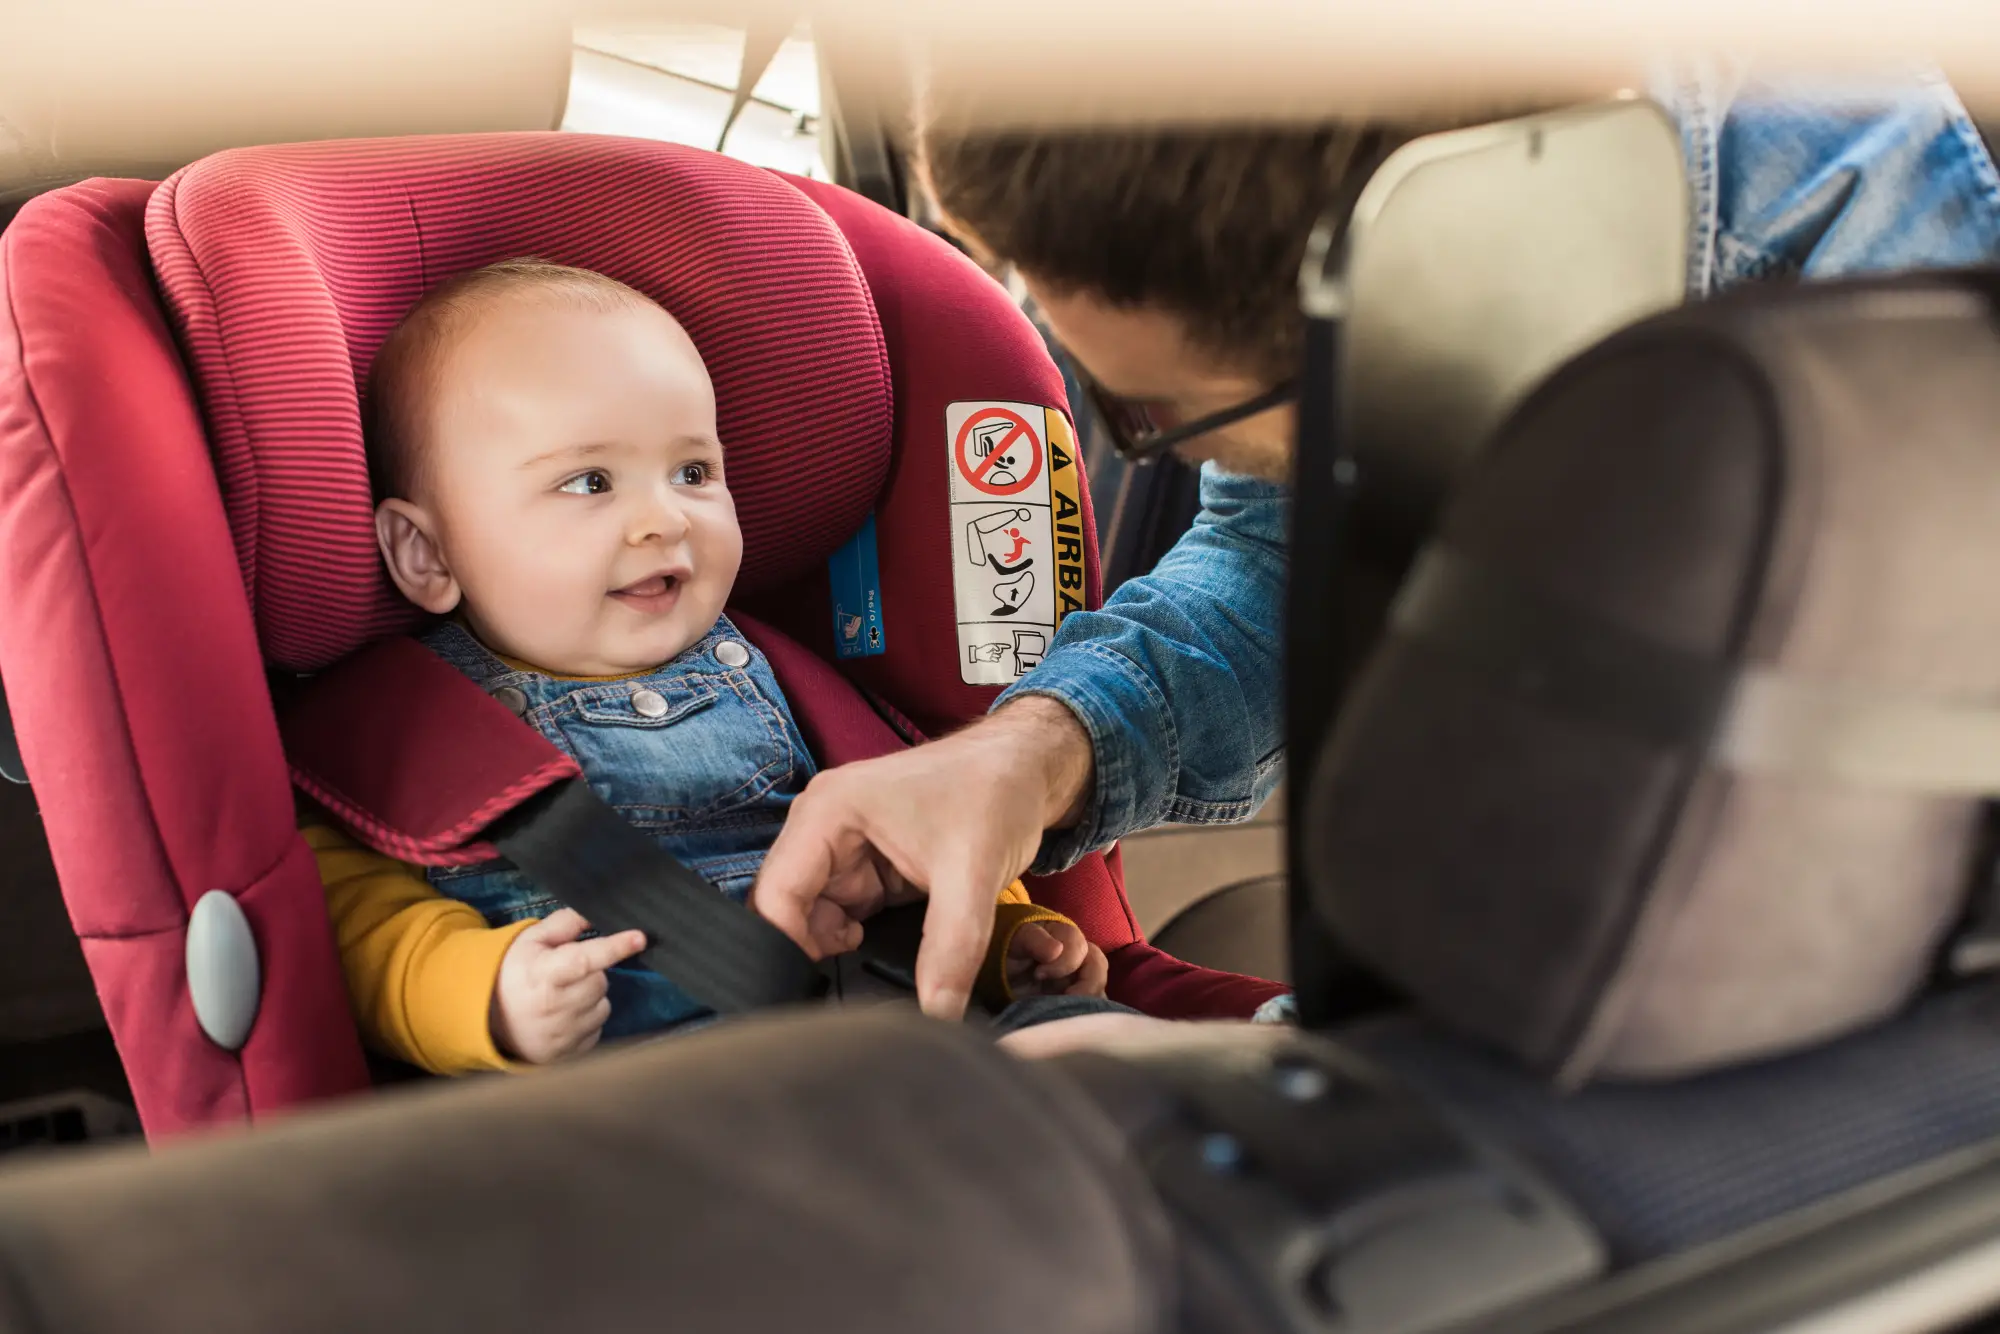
308,816,1072,1076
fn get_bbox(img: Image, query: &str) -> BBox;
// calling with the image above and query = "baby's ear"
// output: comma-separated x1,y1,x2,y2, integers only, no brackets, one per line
374,499,460,615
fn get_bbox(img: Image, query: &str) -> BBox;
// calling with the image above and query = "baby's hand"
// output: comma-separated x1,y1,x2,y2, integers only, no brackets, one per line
1005,920,1109,999
491,908,647,1064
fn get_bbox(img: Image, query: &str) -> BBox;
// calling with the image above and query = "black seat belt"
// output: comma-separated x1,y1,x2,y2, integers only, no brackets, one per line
488,778,822,1015
0,671,26,785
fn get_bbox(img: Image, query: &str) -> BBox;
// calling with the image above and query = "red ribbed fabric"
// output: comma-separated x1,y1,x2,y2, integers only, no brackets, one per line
740,176,1108,738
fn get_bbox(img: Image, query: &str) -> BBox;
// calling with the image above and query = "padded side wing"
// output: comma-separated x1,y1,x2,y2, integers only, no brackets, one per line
756,174,1103,737
0,180,369,1134
279,636,580,866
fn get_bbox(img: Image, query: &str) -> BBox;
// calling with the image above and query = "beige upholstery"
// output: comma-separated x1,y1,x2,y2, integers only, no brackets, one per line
1311,279,2000,1085
1575,296,2000,1079
1,3,573,209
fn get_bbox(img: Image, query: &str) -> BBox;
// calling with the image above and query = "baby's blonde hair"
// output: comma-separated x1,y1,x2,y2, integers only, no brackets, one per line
364,259,661,499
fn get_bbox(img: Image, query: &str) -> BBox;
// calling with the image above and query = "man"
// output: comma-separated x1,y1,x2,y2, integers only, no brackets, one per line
754,68,2000,1020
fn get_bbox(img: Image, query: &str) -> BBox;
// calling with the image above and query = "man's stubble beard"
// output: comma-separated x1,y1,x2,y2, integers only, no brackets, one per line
1176,435,1292,484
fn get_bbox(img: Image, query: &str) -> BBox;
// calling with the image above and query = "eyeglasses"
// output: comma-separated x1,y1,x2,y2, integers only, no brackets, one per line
1081,376,1299,465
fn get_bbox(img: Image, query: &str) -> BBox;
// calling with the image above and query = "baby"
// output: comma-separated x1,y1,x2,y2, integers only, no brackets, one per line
306,260,1106,1073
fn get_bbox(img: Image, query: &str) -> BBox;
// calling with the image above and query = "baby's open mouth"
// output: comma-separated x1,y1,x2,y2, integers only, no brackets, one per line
611,573,681,606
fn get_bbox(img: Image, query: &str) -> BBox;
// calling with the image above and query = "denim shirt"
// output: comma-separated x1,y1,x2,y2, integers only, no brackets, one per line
1001,71,2000,872
420,615,815,1038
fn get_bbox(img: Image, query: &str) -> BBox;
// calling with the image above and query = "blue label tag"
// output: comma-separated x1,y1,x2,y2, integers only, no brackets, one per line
828,511,887,659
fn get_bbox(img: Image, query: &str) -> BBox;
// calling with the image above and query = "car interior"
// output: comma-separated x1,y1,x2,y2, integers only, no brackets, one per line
6,6,2000,1333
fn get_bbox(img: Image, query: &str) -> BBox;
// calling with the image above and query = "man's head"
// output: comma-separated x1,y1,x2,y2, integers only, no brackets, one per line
366,260,741,677
918,118,1460,479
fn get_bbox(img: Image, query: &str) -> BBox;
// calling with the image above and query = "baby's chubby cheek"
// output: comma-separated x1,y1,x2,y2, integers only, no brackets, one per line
458,566,605,670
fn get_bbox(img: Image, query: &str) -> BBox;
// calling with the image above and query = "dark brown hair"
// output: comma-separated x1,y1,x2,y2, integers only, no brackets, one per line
364,259,656,499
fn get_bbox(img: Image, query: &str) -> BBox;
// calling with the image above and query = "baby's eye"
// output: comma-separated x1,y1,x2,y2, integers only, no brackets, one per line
673,462,710,487
558,470,611,496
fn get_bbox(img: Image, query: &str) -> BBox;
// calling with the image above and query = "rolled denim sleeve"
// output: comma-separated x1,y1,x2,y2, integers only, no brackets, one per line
996,462,1287,871
1657,63,2000,296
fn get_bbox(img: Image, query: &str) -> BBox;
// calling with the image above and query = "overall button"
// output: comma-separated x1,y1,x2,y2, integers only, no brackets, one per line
714,640,751,669
491,685,529,717
631,688,670,718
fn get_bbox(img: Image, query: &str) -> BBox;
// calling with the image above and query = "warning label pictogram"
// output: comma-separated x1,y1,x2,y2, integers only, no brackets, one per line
953,406,1044,497
946,401,1086,685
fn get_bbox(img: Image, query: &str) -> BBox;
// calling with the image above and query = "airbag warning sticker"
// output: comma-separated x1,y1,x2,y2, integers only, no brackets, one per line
948,401,1085,685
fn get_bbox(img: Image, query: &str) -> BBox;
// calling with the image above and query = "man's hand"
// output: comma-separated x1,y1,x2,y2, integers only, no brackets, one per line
490,909,647,1064
1006,920,1109,998
753,696,1094,1020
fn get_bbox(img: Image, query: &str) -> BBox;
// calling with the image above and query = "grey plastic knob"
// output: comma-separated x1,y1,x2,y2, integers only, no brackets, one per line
186,889,261,1051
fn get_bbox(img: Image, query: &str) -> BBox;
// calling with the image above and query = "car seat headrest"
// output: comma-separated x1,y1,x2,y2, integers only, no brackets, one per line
145,133,893,672
1304,271,2000,1084
1336,98,1686,569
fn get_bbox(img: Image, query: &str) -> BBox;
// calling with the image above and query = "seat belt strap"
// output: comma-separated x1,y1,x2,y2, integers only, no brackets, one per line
488,778,820,1015
282,635,820,1015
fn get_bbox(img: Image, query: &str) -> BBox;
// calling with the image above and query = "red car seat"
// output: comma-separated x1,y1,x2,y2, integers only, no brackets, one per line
0,134,1284,1137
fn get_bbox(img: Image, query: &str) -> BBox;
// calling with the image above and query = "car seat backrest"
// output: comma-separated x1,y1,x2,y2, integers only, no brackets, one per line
1336,99,1686,568
1306,270,2000,1083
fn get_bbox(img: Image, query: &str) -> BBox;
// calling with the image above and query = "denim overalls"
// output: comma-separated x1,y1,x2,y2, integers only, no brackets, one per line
421,615,814,1040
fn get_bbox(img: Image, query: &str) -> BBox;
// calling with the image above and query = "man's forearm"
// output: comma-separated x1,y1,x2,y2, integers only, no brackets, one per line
969,694,1095,832
994,465,1288,870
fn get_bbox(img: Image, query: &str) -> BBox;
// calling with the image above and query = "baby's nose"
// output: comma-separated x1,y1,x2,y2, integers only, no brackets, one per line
628,488,692,543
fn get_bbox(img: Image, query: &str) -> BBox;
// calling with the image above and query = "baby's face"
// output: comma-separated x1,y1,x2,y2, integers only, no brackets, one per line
396,296,741,677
